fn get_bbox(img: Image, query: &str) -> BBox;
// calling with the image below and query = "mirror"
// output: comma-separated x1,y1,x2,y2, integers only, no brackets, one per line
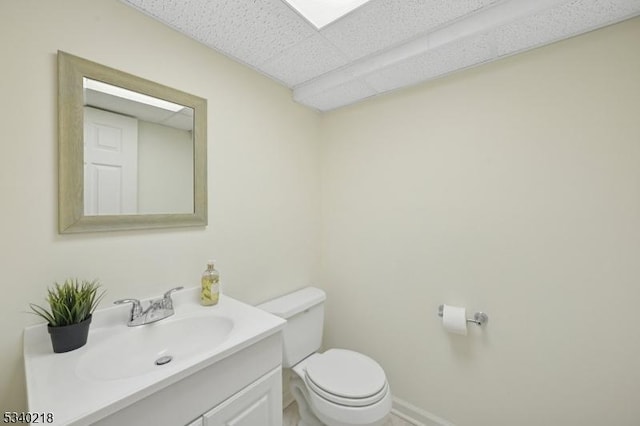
58,51,207,233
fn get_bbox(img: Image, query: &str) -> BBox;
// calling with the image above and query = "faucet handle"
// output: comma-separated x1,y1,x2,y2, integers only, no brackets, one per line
163,286,184,299
114,298,143,320
162,286,184,309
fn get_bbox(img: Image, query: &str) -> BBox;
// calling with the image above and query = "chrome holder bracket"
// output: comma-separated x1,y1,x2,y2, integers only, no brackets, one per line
438,305,489,326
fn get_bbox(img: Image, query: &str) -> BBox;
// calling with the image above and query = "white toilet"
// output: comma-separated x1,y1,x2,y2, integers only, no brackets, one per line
258,287,392,426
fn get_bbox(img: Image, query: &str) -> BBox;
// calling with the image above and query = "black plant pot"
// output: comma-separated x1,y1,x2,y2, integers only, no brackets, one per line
47,315,92,353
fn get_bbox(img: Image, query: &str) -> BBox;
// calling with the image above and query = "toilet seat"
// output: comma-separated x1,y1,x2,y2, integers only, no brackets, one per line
304,349,388,407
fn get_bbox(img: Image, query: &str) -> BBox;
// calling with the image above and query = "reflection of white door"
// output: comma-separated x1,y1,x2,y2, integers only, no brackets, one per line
84,107,138,215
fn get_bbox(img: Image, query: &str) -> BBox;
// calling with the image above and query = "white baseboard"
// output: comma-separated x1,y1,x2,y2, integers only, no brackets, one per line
391,396,454,426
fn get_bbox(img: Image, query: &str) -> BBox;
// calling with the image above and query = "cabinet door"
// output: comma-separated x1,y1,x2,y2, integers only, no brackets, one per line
203,367,282,426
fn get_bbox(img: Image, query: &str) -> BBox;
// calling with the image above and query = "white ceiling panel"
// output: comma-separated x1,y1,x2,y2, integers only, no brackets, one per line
493,0,640,56
320,0,490,61
124,0,317,65
260,34,350,87
121,0,640,111
294,79,376,111
364,33,495,93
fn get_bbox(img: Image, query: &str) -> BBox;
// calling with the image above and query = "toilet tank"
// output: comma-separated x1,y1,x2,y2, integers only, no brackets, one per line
257,287,326,368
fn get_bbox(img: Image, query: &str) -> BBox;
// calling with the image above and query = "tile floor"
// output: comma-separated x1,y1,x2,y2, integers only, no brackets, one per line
283,401,414,426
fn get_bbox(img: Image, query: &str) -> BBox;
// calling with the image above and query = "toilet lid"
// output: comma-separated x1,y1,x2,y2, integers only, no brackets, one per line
304,349,387,402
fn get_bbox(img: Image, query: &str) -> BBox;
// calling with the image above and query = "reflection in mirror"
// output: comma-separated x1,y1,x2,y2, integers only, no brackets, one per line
58,51,207,233
83,79,194,215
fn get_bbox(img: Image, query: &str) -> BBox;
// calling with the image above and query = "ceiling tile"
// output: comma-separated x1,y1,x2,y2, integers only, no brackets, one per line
123,0,317,65
121,0,640,111
260,34,350,87
364,33,495,93
294,79,376,111
493,0,640,56
320,0,489,61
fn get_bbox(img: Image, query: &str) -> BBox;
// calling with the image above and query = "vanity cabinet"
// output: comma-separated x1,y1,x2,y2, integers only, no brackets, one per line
93,333,282,426
201,367,281,426
24,290,287,426
184,367,281,426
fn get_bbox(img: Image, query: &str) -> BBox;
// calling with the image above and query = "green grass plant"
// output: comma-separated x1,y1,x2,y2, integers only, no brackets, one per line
30,279,105,327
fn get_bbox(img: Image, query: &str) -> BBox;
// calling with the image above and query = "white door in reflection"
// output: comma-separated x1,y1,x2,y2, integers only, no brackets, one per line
83,107,138,215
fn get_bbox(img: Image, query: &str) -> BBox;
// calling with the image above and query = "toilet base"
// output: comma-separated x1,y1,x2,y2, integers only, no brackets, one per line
289,372,391,426
291,376,324,426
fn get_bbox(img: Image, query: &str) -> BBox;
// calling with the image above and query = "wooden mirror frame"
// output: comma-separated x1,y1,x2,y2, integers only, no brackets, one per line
58,51,207,233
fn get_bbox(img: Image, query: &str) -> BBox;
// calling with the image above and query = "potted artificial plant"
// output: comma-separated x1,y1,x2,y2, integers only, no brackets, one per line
29,279,105,353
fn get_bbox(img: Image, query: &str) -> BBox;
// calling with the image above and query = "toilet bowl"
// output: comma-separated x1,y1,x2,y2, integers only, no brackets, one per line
258,287,392,426
292,350,392,426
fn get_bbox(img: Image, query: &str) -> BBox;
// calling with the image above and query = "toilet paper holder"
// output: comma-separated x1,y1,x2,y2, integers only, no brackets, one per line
438,305,488,326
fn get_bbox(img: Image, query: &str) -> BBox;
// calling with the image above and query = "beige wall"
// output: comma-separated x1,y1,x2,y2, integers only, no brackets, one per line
320,18,640,426
0,0,320,410
2,0,639,423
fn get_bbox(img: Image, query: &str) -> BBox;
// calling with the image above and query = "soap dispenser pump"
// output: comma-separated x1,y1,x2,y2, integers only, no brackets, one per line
201,260,220,306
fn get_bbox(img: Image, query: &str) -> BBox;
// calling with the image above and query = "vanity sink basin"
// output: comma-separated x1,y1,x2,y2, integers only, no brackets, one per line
24,289,285,426
76,315,234,381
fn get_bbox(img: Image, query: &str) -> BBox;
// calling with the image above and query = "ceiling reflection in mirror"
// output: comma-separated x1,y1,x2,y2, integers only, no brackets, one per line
82,78,195,216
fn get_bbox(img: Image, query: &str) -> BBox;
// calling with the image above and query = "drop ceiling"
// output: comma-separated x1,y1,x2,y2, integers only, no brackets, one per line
121,0,640,112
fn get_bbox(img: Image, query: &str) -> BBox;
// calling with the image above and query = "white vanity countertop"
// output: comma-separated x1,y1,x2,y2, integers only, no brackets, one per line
23,288,285,426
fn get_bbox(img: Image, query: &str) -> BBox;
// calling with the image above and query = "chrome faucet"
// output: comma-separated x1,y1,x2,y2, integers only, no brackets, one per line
114,286,184,327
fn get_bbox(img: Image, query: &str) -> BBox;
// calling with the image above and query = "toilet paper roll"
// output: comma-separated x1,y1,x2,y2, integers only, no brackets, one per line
442,304,468,335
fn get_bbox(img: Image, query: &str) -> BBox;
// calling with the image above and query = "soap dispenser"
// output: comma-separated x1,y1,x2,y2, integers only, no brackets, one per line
200,260,220,306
